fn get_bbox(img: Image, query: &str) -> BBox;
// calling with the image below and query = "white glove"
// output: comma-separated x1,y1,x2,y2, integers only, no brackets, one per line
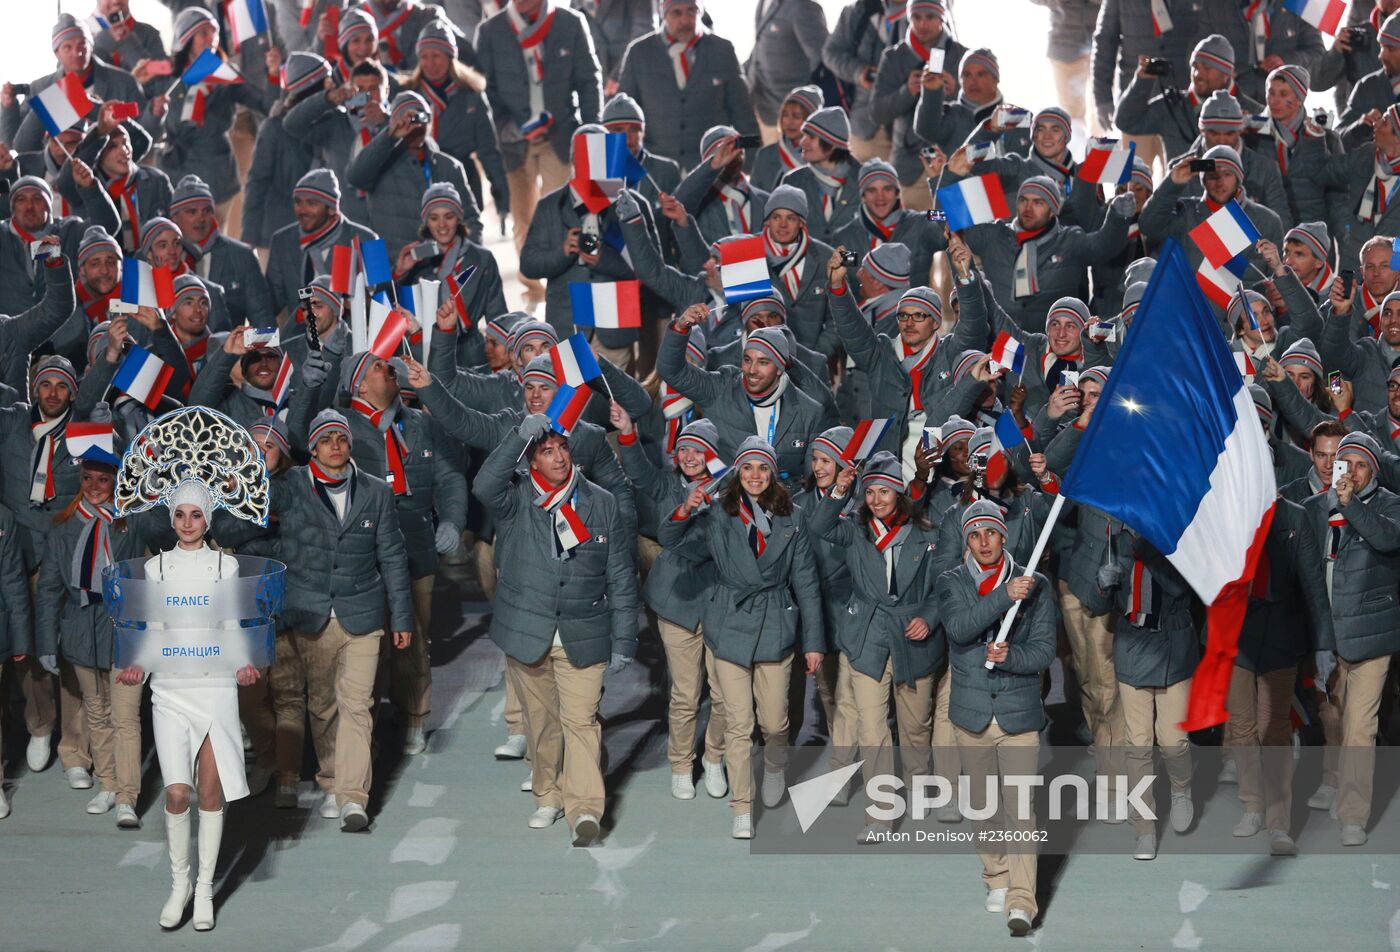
434,522,461,555
607,652,633,675
1096,562,1123,591
1315,650,1336,692
614,188,642,222
39,654,59,676
518,412,551,443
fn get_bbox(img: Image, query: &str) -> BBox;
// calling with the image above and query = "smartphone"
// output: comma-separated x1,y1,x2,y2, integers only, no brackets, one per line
246,327,280,349
1142,58,1172,77
410,240,441,261
987,359,1004,375
839,250,858,267
735,134,763,149
108,300,139,315
344,91,369,111
143,61,172,77
1329,371,1343,394
28,240,52,260
1189,158,1217,173
923,426,943,450
1060,370,1080,388
1340,268,1355,299
1333,459,1350,486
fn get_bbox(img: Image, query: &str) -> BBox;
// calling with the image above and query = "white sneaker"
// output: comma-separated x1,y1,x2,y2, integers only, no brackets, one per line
520,774,533,793
1307,784,1337,811
1133,833,1157,860
339,801,369,832
702,759,727,798
0,787,9,819
494,734,528,760
571,814,600,847
403,727,427,756
1269,829,1298,856
760,769,785,808
1169,793,1194,833
1007,908,1033,937
1233,811,1263,837
671,773,696,800
86,790,117,814
65,766,93,790
527,806,563,829
318,794,340,819
985,887,1007,913
1217,759,1238,785
731,813,752,839
1341,824,1368,847
25,733,51,772
116,804,140,829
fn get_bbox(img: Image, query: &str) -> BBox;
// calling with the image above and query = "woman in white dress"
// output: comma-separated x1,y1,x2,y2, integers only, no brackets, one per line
115,480,259,932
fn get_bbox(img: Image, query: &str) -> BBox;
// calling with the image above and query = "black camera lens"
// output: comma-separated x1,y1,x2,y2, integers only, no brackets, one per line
840,251,858,267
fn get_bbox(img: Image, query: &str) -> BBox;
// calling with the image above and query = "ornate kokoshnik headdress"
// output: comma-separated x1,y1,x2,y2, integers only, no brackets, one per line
114,407,271,527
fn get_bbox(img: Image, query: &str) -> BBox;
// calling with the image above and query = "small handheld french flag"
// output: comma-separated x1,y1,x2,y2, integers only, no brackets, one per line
935,173,1012,232
180,49,243,87
1196,254,1249,310
29,73,94,137
225,0,270,51
986,410,1028,486
1188,199,1260,270
844,416,896,463
269,354,294,409
330,245,358,294
549,333,604,389
369,306,410,359
569,281,641,330
718,236,772,304
112,344,175,411
1284,0,1347,36
120,260,176,309
358,238,394,289
1077,137,1136,186
990,331,1026,374
574,132,647,187
65,421,118,467
546,383,592,436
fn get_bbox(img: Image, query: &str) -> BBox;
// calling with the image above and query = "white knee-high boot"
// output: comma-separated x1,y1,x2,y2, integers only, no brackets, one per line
192,809,223,931
159,809,193,928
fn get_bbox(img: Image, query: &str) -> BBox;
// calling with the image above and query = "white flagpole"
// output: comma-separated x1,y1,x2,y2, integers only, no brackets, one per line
984,492,1067,669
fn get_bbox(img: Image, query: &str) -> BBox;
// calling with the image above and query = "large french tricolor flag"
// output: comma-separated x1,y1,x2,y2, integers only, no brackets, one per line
225,0,270,50
1284,0,1347,35
1060,240,1276,730
180,49,243,87
1077,137,1135,186
935,173,1011,232
29,73,94,137
120,260,176,309
569,280,641,329
549,333,604,389
112,344,176,411
1188,200,1260,270
718,235,772,304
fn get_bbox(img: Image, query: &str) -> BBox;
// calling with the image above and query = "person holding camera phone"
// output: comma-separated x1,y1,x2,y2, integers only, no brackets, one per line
1314,1,1394,116
347,90,482,258
1302,431,1400,847
1240,64,1341,230
675,127,772,245
91,1,166,81
831,158,947,291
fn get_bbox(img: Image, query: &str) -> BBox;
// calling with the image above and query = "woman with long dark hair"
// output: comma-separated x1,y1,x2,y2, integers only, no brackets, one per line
659,436,825,840
810,452,944,840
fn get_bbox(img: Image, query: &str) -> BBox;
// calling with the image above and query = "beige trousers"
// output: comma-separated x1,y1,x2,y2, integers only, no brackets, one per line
1120,133,1164,179
932,665,963,796
844,655,934,810
758,120,780,146
1058,584,1126,781
1119,679,1192,835
507,139,572,306
956,720,1040,920
900,179,934,212
591,340,637,376
509,645,607,823
827,652,860,771
1050,55,1095,132
383,574,434,729
657,619,726,773
270,630,313,789
73,665,142,804
1224,665,1295,832
1335,654,1391,828
849,127,893,163
714,654,793,814
298,620,384,808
